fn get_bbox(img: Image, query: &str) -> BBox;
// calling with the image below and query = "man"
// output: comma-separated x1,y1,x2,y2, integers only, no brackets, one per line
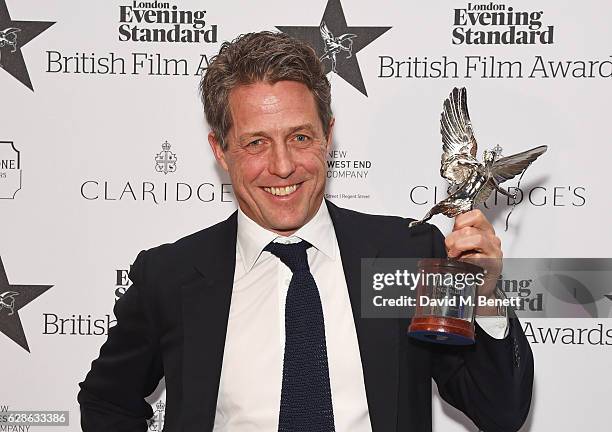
78,31,533,432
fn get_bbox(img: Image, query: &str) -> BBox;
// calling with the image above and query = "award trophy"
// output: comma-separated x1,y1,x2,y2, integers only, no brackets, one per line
407,87,547,345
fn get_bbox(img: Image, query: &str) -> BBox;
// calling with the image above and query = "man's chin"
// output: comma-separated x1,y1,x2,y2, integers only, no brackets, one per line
263,214,309,235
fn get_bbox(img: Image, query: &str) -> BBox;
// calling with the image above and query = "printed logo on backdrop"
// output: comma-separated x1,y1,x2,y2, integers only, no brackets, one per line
0,256,52,352
46,266,158,339
277,0,391,96
324,149,373,201
79,140,234,203
147,399,166,431
0,141,21,199
0,0,54,90
155,140,177,174
406,184,587,210
523,322,612,346
119,1,217,43
46,1,216,77
380,2,612,80
42,267,127,338
115,269,131,301
452,3,554,45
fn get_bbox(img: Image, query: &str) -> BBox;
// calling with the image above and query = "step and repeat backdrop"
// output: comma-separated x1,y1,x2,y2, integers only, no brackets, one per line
1,0,610,431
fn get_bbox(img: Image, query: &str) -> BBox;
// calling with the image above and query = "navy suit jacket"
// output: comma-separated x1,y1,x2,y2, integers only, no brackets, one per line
78,200,533,432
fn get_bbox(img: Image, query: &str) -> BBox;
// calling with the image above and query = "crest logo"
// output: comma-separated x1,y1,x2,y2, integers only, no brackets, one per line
0,141,22,199
277,0,390,96
155,141,177,175
147,399,166,431
0,0,55,90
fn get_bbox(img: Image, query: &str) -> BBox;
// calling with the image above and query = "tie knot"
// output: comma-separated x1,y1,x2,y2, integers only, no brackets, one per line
264,240,312,273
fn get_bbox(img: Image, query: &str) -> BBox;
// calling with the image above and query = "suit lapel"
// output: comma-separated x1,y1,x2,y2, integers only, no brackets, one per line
181,211,237,432
327,200,399,432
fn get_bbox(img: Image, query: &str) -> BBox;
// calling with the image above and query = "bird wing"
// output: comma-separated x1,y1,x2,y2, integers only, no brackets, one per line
473,179,496,207
440,87,478,162
320,21,334,43
1,27,21,35
473,145,548,206
338,33,357,42
439,87,480,185
491,145,548,184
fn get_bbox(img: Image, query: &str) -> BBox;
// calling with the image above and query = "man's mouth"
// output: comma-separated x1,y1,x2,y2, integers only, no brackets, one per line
262,183,300,197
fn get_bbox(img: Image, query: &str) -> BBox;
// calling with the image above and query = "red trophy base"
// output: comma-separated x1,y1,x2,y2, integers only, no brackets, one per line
408,316,475,345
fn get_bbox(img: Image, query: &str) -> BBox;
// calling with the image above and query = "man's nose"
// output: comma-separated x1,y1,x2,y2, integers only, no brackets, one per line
268,142,296,178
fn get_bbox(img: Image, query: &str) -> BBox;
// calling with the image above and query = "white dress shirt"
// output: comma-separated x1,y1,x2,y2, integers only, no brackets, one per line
213,201,507,431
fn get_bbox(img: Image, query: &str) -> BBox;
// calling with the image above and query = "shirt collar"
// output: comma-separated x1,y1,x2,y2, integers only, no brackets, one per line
236,199,337,272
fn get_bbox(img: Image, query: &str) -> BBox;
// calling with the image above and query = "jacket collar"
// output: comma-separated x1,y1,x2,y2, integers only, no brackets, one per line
236,199,337,274
326,199,399,432
182,211,238,431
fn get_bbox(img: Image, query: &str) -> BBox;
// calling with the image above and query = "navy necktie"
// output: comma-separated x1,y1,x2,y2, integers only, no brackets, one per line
265,240,336,432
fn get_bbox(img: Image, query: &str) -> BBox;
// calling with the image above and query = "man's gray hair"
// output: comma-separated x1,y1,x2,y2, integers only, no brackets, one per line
199,31,333,150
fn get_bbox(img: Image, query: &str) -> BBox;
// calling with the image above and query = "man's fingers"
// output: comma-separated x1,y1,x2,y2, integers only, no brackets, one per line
446,226,479,243
445,211,503,291
445,227,484,256
446,232,501,257
446,234,487,258
453,209,495,233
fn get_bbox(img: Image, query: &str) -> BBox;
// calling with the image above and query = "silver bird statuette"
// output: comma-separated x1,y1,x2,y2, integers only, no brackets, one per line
409,87,547,228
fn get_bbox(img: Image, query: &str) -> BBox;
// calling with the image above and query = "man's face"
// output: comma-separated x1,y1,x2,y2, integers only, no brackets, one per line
209,80,333,236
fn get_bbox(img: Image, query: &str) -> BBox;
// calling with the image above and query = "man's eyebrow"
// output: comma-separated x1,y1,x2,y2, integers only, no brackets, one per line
287,123,317,135
237,124,318,142
237,131,271,142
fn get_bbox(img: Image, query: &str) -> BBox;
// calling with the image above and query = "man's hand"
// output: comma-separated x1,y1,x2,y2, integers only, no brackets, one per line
444,209,503,316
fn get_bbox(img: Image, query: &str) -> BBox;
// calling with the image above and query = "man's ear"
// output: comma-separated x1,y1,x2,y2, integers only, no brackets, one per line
325,117,335,151
208,132,229,171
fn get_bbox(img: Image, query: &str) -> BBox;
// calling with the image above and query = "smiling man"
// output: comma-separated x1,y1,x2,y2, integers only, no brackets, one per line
78,32,533,432
208,80,331,236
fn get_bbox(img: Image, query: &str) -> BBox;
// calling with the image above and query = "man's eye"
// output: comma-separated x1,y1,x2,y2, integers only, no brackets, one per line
247,139,262,147
295,134,309,142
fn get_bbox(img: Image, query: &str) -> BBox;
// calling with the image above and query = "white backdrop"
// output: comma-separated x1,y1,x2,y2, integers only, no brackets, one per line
1,0,610,430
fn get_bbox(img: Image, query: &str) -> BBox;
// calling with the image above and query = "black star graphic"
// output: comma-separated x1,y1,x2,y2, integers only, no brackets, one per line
0,0,55,90
277,0,390,96
0,256,52,352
